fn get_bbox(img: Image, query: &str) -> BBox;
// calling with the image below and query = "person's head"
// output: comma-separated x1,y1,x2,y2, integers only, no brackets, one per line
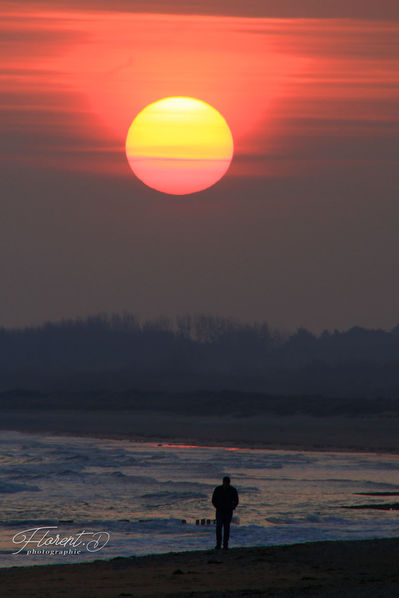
222,476,230,487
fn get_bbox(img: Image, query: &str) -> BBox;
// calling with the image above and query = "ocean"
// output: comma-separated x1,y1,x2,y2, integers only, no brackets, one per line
1,430,398,567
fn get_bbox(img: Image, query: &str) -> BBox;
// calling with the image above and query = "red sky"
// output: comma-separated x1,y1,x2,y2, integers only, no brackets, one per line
1,1,398,332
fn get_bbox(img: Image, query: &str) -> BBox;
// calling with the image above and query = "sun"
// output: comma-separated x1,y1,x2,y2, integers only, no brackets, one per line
125,97,234,195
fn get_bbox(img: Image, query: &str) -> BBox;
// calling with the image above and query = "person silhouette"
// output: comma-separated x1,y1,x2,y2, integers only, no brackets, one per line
211,476,239,550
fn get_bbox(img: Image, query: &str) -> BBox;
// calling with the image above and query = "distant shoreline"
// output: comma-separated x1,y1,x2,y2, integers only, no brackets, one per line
2,408,399,454
1,538,399,597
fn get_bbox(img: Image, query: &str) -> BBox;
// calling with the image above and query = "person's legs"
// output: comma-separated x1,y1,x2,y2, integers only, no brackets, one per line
222,511,232,548
215,510,223,548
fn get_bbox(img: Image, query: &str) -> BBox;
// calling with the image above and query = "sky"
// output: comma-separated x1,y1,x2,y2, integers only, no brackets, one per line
1,0,398,333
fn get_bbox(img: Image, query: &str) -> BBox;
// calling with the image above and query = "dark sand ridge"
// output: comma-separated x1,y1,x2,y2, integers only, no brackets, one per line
2,409,399,453
1,538,399,597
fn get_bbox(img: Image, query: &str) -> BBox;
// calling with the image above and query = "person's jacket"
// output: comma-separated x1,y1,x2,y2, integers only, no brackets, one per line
212,485,239,512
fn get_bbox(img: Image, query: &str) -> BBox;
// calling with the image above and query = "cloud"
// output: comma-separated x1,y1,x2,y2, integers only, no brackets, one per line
2,0,399,19
1,5,398,183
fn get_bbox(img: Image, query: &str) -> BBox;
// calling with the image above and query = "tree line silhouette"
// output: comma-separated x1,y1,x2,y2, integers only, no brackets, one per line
1,313,399,397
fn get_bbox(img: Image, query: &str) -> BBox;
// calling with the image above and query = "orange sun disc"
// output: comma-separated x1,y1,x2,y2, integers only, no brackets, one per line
125,97,234,195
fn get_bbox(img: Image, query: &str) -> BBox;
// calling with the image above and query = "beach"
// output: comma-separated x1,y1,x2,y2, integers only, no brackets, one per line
1,538,399,597
0,410,399,598
2,408,399,453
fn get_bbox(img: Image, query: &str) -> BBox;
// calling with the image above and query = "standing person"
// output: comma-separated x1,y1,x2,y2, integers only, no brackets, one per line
211,476,239,550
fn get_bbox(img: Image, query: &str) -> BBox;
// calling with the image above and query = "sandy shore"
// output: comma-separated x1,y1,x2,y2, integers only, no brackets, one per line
2,409,399,453
1,538,399,597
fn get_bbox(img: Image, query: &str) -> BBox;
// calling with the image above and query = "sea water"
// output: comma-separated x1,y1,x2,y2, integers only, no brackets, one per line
1,430,398,567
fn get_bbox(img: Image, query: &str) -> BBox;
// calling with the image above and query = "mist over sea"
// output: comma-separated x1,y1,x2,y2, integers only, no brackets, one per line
1,431,399,567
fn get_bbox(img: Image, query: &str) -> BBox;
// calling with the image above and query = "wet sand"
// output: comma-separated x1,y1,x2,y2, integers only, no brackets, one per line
1,538,399,597
2,409,399,453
